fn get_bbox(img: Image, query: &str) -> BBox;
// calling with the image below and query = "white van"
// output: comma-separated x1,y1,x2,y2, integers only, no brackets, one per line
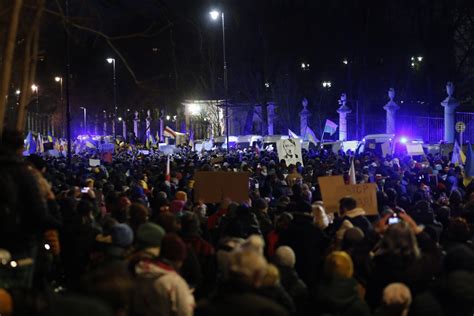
356,134,395,156
237,135,263,149
214,135,238,150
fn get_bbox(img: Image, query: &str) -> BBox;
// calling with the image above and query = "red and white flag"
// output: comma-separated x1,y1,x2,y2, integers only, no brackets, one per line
163,126,177,139
165,155,171,182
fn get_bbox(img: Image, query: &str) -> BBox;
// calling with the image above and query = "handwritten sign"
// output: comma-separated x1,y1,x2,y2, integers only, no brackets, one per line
319,176,378,215
336,183,378,215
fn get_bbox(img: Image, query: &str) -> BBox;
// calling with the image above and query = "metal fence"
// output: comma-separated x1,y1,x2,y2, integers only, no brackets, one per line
345,112,474,143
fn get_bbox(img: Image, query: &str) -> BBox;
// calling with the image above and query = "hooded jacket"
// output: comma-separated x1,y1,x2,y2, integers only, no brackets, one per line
133,260,195,316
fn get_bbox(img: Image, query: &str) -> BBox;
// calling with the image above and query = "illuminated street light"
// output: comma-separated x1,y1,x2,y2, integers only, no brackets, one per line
264,82,270,88
31,84,38,92
322,81,332,88
118,117,122,122
54,76,62,82
166,115,171,121
209,10,220,20
417,56,423,62
209,8,229,151
15,89,20,95
342,59,348,65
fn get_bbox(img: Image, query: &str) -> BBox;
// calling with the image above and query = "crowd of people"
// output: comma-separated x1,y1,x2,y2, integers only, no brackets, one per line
0,129,473,316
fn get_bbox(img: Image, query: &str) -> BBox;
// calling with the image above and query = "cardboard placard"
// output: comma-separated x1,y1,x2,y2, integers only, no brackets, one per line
406,144,424,156
336,183,378,215
318,176,378,215
277,139,303,166
194,171,249,203
318,175,345,213
381,142,391,157
89,158,101,167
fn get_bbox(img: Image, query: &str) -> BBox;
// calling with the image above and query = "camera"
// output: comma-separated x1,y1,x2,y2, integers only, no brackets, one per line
388,214,400,225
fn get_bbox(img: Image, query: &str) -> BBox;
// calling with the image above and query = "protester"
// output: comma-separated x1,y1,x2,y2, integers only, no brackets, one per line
2,130,474,315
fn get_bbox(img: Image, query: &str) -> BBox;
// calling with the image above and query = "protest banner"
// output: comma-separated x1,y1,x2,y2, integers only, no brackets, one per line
277,139,303,166
194,171,249,203
336,183,378,215
318,176,378,215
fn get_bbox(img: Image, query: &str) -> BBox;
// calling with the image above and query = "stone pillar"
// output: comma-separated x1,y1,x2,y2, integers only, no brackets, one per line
267,102,275,135
146,110,151,137
299,98,311,137
103,112,107,135
383,88,399,134
441,82,459,143
159,117,164,142
337,93,352,141
111,115,115,136
122,119,127,139
133,111,139,138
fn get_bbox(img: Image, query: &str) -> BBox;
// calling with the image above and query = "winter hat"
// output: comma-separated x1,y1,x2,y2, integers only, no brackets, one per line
341,227,365,250
444,245,474,273
175,191,187,202
275,246,296,268
170,200,185,214
382,283,412,314
160,233,187,262
136,222,165,249
110,223,134,248
324,251,354,279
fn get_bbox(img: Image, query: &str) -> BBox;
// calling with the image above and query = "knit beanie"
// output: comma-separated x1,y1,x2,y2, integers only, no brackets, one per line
160,233,187,262
275,246,296,268
110,223,134,248
324,251,354,279
175,191,188,202
136,222,165,249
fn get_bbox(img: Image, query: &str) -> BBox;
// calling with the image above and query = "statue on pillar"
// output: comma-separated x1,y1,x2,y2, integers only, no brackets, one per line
383,88,399,135
146,109,152,137
133,111,139,139
441,82,459,143
337,93,352,141
300,98,311,137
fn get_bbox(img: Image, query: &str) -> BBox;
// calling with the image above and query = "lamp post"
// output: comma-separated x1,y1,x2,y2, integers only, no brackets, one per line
54,76,63,136
80,107,87,135
106,58,117,138
210,10,229,151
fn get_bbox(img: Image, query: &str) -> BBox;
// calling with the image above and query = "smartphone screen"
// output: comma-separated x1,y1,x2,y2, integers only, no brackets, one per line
388,215,400,225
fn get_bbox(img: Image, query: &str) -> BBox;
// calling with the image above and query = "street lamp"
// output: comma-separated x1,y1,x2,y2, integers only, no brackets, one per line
15,89,20,95
342,59,348,65
54,76,64,136
31,84,39,112
80,106,87,134
106,57,117,138
322,81,332,88
209,9,229,151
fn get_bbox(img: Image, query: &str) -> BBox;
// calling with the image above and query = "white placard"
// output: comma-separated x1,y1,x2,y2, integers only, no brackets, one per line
89,158,101,167
277,139,303,166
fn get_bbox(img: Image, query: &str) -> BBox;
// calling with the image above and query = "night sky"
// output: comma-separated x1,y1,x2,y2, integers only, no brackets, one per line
14,0,474,133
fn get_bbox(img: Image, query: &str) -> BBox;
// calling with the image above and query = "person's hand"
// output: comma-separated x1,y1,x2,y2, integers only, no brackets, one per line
398,212,423,234
44,229,60,256
374,213,391,235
